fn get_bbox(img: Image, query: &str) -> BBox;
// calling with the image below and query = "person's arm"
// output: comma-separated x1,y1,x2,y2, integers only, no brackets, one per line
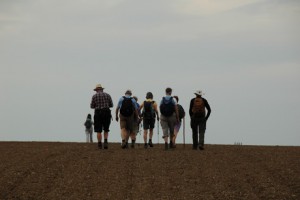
153,102,160,121
173,98,179,122
115,98,122,122
108,94,113,108
90,95,95,109
139,102,144,117
132,98,140,121
189,98,194,117
204,99,211,120
115,107,119,122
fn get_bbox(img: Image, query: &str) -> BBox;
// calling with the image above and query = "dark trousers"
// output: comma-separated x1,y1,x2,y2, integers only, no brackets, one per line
191,117,206,148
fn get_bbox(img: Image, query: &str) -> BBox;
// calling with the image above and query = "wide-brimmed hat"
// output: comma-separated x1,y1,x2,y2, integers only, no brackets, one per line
194,90,204,96
94,84,104,91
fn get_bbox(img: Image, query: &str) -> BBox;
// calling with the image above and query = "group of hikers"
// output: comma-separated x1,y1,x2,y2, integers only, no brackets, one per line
84,84,211,150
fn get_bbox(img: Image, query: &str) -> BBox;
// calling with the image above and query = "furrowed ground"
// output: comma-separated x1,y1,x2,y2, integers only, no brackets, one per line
0,142,299,200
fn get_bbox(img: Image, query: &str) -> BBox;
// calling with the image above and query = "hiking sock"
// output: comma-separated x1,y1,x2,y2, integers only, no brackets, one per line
104,139,108,143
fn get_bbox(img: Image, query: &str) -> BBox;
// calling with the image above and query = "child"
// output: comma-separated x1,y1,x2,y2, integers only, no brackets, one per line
84,114,93,143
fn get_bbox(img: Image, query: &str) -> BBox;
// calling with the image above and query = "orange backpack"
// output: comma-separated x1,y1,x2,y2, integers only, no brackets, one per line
192,97,205,116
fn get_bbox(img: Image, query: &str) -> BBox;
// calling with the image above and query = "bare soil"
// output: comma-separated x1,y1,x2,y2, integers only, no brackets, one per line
0,142,299,200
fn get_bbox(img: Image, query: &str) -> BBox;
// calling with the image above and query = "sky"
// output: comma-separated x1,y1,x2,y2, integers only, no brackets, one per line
0,0,299,146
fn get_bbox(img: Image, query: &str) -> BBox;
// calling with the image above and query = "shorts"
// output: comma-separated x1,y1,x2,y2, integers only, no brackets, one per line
94,109,112,133
143,118,155,130
120,114,135,131
160,113,177,138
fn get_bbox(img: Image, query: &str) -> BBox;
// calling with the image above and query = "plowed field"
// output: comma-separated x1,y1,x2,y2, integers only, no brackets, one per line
0,142,299,200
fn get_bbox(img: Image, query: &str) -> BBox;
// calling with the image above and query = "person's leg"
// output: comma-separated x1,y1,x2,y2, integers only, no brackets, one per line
90,130,93,143
199,130,205,150
119,115,129,148
168,114,176,148
148,119,155,147
101,110,111,149
94,111,103,149
85,130,89,143
130,131,136,148
191,118,198,149
173,122,181,146
148,129,154,147
143,129,148,148
97,132,102,148
160,116,169,150
120,128,128,148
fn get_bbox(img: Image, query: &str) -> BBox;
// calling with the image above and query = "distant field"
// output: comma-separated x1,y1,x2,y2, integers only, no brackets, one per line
0,142,299,200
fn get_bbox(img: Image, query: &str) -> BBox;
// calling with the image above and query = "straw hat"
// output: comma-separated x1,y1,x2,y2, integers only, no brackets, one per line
94,84,104,91
194,90,204,96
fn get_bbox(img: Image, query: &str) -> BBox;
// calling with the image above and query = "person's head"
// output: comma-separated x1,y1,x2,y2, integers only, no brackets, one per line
94,84,104,92
173,95,179,103
125,89,132,96
87,114,92,119
194,90,204,97
165,87,172,95
133,96,138,102
146,92,153,99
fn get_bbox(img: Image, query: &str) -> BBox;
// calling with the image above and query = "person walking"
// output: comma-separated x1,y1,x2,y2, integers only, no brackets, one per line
139,92,160,149
84,114,94,143
159,87,179,150
130,96,141,148
115,90,140,149
90,84,113,149
189,90,211,150
172,96,185,148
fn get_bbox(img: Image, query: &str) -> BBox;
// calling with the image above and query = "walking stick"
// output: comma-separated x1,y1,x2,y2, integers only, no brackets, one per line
157,119,160,145
183,117,185,149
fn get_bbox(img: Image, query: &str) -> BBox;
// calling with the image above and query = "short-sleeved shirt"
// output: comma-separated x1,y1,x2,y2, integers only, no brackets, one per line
117,95,139,109
159,95,177,106
91,91,113,110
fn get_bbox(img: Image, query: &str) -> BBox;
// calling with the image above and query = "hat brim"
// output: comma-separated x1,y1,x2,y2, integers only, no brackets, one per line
94,87,104,91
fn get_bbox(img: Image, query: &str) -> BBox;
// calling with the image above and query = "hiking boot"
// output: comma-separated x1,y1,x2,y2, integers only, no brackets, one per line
121,142,127,149
199,146,204,150
131,143,135,149
148,141,154,148
144,143,148,149
104,142,108,149
98,142,102,149
164,143,168,151
169,142,174,149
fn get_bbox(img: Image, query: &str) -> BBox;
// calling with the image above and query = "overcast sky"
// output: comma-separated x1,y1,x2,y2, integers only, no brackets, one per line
1,0,299,146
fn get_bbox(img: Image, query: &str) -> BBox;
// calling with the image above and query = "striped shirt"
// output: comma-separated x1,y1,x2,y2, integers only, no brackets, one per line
91,91,113,110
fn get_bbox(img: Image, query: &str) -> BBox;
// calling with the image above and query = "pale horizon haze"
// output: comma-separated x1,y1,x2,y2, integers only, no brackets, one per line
1,0,299,146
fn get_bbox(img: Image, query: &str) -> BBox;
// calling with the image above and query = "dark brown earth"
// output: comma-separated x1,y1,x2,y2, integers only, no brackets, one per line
0,142,299,200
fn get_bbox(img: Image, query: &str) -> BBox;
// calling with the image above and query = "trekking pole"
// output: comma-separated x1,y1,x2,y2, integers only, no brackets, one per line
157,120,159,145
183,117,185,149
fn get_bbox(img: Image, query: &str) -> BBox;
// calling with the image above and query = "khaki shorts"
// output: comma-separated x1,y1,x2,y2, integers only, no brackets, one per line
120,114,135,131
